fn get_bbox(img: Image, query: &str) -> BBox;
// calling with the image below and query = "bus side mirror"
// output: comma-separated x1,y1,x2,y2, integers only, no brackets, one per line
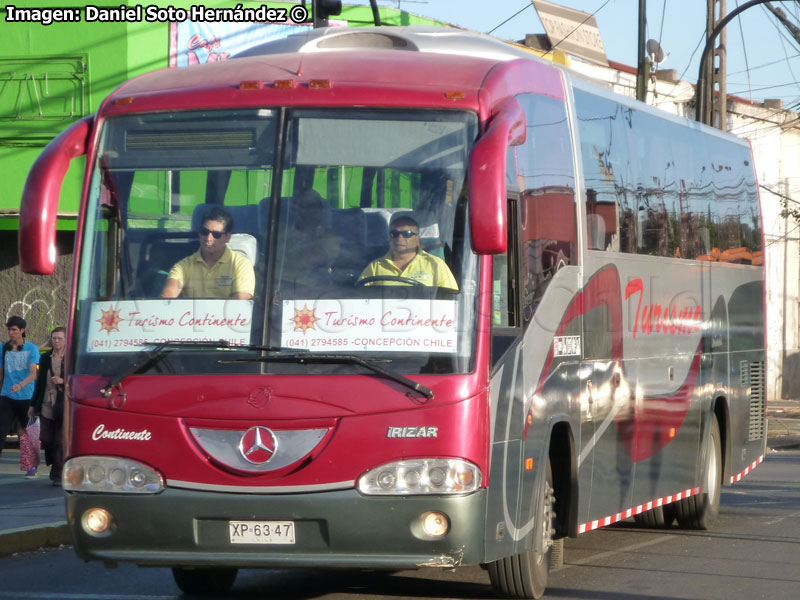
19,115,93,274
468,97,525,255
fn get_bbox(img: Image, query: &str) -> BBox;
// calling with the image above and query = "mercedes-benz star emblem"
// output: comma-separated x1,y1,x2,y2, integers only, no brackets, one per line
238,426,278,465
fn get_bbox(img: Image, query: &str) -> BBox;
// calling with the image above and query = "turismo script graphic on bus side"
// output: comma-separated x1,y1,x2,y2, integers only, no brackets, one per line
624,278,702,339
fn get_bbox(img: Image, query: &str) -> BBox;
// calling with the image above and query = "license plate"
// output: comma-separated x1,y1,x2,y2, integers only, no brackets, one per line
229,520,296,544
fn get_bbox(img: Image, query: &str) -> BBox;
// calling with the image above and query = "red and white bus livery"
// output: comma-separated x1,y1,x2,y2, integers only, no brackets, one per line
20,26,765,599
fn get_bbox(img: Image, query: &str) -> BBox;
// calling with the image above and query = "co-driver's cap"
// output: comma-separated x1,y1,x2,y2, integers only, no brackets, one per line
389,212,419,228
5,316,26,330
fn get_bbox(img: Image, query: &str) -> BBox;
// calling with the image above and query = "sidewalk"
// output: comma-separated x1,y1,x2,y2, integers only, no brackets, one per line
1,400,799,558
0,446,69,557
765,397,800,450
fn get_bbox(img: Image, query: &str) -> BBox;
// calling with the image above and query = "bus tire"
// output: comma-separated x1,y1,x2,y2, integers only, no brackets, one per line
675,417,721,530
488,459,554,599
171,567,238,596
633,503,675,528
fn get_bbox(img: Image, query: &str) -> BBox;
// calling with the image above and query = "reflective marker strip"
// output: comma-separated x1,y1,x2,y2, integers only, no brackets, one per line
578,487,700,534
577,454,766,534
729,455,764,483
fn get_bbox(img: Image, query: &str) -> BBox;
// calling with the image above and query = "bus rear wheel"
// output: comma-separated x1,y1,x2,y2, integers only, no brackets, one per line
633,503,675,528
675,417,722,530
171,567,238,596
488,459,554,599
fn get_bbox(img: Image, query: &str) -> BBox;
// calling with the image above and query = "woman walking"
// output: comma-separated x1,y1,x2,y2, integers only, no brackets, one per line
29,327,66,486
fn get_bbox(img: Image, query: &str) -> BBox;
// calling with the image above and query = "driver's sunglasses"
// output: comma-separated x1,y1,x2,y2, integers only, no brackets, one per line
198,227,228,239
389,229,418,239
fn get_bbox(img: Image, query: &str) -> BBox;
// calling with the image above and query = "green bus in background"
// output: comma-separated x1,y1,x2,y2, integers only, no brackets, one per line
0,1,444,341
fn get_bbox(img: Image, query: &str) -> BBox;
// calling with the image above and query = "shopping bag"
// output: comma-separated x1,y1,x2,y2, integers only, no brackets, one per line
19,417,41,472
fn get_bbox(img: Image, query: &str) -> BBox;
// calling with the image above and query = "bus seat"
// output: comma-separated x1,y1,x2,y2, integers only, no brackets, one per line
363,210,390,258
260,196,334,233
228,233,257,266
330,208,367,283
419,223,444,258
135,234,195,297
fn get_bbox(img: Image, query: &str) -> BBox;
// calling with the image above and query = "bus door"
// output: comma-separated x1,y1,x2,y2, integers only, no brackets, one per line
484,91,580,560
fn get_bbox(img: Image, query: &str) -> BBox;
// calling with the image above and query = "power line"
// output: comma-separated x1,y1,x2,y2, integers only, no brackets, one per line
728,52,800,76
654,0,667,69
487,1,533,35
762,3,800,98
735,0,754,100
678,31,705,83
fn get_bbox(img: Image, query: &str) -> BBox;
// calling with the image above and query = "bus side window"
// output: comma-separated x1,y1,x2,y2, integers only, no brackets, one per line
515,93,577,318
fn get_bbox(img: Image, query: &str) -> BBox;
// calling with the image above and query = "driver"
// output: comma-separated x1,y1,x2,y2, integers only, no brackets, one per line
161,206,255,300
358,213,458,291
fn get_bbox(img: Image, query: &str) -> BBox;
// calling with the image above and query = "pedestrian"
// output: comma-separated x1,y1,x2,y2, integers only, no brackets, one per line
29,326,66,486
0,316,41,477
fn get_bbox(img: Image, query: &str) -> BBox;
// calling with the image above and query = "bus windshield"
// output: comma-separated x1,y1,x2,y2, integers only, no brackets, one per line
74,108,480,378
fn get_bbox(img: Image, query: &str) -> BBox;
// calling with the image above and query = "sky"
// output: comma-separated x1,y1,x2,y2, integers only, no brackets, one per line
350,0,800,108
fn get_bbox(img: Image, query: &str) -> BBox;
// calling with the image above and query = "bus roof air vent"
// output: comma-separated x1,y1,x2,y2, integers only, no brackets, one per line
316,31,416,51
232,25,535,62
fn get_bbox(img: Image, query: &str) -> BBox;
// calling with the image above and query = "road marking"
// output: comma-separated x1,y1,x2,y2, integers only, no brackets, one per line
559,533,676,570
765,510,800,526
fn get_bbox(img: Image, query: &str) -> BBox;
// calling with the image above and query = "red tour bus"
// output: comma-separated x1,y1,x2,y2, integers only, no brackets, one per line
20,26,766,599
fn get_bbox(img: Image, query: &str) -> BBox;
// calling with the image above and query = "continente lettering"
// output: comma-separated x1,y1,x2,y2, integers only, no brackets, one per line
624,278,702,339
323,310,454,329
92,424,152,442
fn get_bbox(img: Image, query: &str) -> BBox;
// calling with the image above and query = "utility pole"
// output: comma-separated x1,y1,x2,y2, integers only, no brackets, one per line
636,0,647,101
704,0,727,128
696,1,794,125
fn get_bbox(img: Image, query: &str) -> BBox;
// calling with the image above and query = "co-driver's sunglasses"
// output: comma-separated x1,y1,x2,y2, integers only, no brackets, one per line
389,229,419,239
198,227,228,239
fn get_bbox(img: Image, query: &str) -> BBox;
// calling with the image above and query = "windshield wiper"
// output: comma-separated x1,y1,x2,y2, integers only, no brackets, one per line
221,353,435,400
100,339,242,397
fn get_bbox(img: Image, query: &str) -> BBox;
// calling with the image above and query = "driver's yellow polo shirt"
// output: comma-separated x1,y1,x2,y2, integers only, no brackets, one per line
359,250,458,291
168,247,255,298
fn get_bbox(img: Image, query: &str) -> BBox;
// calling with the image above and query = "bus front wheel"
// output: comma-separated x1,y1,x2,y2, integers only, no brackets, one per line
488,458,554,599
171,567,238,596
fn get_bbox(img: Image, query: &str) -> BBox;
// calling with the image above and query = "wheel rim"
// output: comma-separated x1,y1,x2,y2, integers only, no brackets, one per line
705,433,719,501
537,480,555,562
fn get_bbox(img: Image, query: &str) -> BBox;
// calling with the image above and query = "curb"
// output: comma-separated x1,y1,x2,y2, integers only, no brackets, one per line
767,435,800,451
0,522,70,557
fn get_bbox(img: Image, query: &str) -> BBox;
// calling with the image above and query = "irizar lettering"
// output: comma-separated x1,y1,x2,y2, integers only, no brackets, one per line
386,426,438,438
624,278,702,339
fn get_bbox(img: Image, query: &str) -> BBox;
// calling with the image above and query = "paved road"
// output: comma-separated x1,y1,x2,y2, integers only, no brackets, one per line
0,449,798,600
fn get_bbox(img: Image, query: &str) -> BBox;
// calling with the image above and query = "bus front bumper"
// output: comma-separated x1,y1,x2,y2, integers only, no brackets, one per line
66,487,487,569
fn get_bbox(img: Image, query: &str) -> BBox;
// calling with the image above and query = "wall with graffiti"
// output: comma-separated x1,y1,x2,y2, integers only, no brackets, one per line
0,232,74,346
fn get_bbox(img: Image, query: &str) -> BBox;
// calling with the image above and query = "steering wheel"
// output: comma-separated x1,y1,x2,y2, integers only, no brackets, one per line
355,275,425,288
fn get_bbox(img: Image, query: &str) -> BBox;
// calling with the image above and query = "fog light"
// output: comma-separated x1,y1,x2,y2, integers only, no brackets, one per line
82,508,112,536
421,511,449,537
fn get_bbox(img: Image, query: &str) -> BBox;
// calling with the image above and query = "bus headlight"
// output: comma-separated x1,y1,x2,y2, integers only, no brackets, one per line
63,457,164,494
357,459,481,495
